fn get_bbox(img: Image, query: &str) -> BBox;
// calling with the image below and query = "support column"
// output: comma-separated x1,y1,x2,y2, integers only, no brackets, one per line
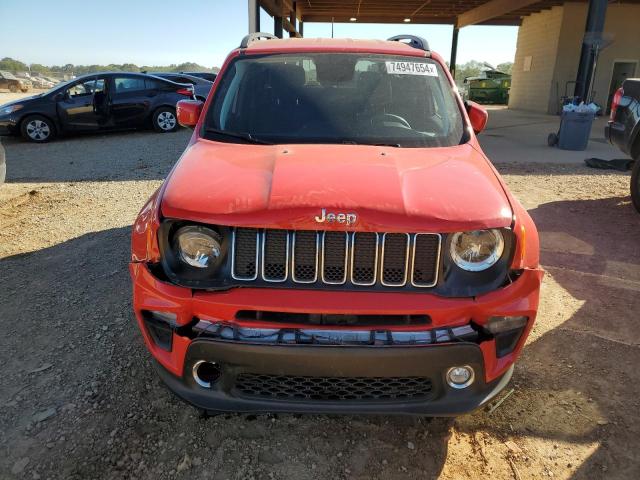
248,0,260,33
289,2,297,38
299,20,304,37
574,0,608,101
274,16,283,38
450,26,459,80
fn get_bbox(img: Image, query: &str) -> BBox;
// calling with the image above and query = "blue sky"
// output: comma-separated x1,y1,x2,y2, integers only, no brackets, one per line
0,0,518,68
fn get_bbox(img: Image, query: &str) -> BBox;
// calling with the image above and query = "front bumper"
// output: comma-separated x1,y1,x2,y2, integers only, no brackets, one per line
155,339,514,415
131,263,542,414
0,116,19,136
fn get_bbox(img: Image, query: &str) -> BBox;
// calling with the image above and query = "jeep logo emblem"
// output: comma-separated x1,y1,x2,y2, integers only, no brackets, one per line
315,208,357,226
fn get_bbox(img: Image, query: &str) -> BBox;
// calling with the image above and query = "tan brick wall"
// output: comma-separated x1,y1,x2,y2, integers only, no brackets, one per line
508,7,564,112
550,3,586,114
592,4,640,109
509,3,640,114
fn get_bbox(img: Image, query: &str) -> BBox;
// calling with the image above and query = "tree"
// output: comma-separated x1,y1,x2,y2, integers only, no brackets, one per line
454,60,485,85
0,57,29,72
496,62,513,75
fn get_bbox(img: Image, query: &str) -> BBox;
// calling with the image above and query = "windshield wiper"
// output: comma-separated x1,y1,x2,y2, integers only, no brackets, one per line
204,128,273,145
341,140,402,147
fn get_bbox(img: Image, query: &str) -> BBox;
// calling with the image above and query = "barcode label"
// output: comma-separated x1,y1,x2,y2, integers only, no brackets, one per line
385,61,438,76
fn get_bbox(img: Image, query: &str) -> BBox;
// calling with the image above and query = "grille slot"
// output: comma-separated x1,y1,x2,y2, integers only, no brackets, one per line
231,228,441,289
232,228,259,280
412,234,441,287
381,233,410,286
351,232,378,285
262,229,289,281
321,231,348,284
235,374,433,402
292,231,319,283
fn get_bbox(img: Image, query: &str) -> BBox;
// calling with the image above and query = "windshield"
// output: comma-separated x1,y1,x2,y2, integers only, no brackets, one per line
204,53,465,148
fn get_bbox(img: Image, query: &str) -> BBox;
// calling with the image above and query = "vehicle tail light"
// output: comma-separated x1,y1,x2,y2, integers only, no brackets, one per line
177,88,193,97
610,87,624,121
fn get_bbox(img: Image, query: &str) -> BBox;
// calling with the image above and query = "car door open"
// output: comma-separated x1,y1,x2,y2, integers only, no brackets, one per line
56,77,107,130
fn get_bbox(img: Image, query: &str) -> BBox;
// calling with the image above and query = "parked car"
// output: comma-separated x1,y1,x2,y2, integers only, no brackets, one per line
0,71,31,92
0,72,194,142
130,34,543,416
43,76,62,85
30,76,55,89
181,71,217,82
144,72,213,101
606,79,640,212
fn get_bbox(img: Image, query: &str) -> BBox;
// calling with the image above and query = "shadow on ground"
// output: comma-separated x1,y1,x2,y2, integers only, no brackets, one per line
1,128,191,183
1,195,639,478
456,195,640,478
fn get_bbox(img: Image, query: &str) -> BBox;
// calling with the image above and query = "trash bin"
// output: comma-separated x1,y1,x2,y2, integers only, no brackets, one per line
557,110,595,151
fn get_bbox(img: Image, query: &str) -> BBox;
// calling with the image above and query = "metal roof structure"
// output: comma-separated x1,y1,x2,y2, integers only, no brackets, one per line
248,0,639,101
253,0,640,33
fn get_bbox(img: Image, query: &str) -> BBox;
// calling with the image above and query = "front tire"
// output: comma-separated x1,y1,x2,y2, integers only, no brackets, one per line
631,158,640,214
20,115,56,143
152,107,178,133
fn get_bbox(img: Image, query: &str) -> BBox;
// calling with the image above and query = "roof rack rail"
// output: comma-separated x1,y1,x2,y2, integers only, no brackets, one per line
240,32,278,49
387,35,430,52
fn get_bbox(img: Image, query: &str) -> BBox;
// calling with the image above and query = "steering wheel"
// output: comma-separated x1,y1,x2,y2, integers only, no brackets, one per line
370,113,412,129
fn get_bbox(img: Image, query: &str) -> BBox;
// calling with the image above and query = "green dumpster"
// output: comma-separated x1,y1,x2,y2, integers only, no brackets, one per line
465,70,511,105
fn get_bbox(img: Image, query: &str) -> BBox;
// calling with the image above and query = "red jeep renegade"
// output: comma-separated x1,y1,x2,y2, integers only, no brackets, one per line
130,34,543,415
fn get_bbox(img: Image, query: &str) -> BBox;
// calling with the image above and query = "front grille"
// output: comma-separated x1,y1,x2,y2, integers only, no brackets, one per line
322,232,348,284
234,374,433,402
232,228,441,289
262,229,288,281
232,228,259,280
381,233,410,286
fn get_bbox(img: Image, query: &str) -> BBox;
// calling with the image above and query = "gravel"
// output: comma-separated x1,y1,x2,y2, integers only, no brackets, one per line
0,127,639,479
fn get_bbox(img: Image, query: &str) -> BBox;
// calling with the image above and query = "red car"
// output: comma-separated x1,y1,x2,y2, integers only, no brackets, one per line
130,34,543,415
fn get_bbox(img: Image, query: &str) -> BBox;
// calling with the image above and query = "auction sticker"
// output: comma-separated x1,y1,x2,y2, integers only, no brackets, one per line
385,61,438,76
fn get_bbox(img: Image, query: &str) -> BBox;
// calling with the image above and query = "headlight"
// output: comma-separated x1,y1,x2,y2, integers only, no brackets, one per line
173,225,222,269
449,229,505,271
1,105,23,115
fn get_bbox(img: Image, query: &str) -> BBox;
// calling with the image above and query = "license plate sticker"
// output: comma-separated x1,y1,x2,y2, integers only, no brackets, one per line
385,61,438,76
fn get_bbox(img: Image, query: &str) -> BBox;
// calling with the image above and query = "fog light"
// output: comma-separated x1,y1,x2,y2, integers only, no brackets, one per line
192,361,221,388
446,366,475,389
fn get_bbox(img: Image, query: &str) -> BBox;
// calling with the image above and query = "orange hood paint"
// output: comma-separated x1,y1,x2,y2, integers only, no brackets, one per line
160,139,512,233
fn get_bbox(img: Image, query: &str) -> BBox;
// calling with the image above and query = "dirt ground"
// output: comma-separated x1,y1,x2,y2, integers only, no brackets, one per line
0,122,639,480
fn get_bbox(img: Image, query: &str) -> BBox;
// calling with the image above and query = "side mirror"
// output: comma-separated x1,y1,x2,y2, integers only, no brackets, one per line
176,99,204,128
465,101,488,134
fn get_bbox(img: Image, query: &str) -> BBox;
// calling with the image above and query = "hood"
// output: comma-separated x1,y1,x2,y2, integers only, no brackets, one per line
1,94,42,108
161,140,513,232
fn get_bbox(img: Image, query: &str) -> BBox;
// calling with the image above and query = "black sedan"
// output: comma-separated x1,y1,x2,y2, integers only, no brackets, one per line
145,72,213,101
0,72,193,143
181,71,217,83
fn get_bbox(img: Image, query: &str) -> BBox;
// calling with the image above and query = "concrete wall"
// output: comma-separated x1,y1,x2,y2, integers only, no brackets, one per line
509,7,564,112
509,3,640,114
592,4,640,108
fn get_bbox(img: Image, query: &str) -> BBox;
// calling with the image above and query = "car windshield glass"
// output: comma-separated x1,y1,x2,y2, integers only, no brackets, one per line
204,53,465,148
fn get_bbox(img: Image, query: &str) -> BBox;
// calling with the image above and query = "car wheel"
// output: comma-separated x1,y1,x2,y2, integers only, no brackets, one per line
152,107,178,133
631,158,640,214
20,115,56,143
9,84,18,93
